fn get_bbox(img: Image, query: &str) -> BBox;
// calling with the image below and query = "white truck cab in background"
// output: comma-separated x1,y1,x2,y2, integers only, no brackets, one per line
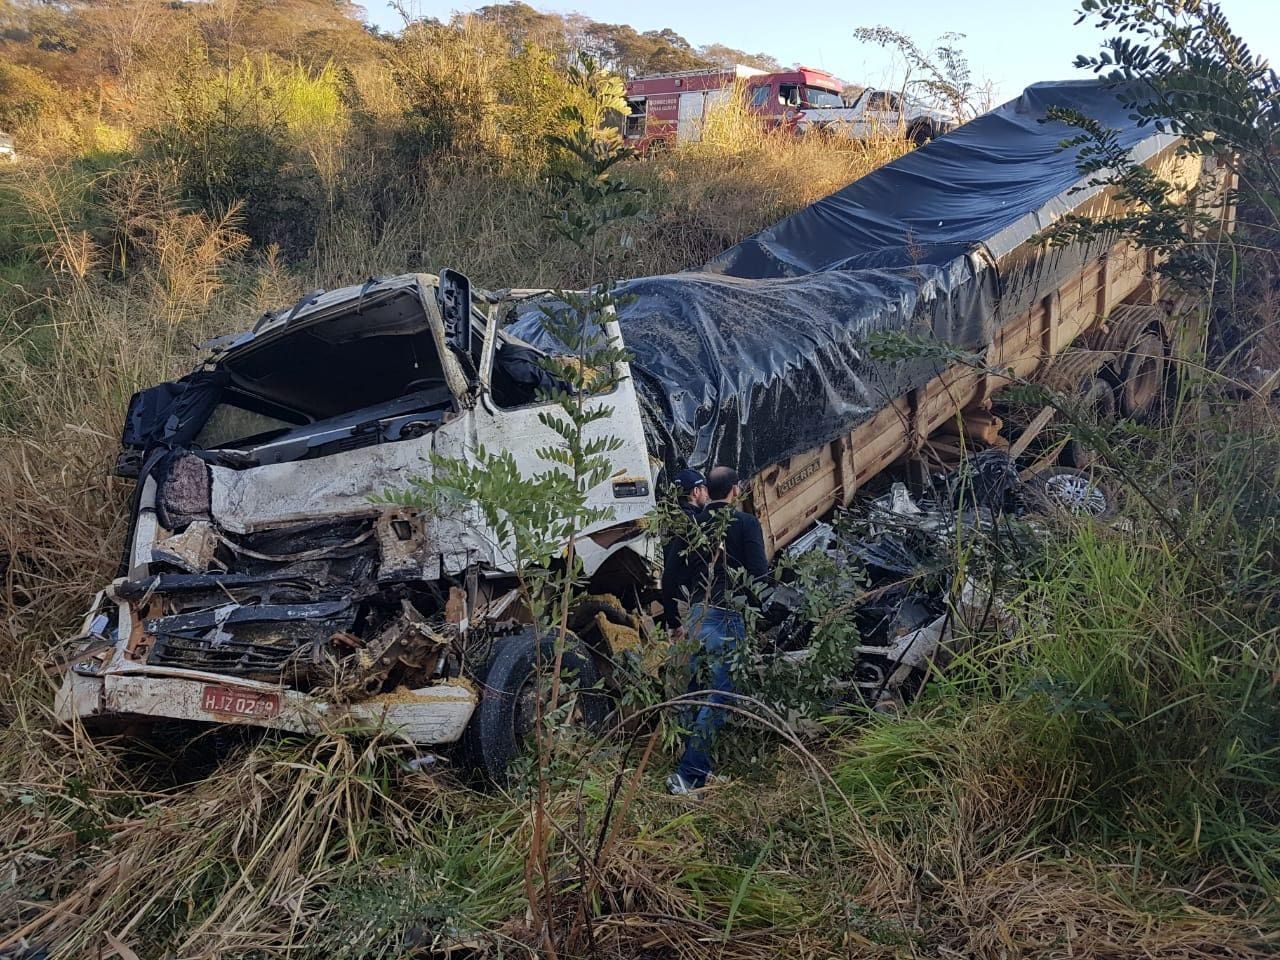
796,88,958,144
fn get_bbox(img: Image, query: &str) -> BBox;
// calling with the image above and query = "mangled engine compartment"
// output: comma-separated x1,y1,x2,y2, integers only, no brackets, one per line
59,270,661,748
129,507,461,702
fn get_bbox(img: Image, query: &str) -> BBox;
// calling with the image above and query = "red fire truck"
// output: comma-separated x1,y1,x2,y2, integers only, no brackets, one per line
624,65,844,152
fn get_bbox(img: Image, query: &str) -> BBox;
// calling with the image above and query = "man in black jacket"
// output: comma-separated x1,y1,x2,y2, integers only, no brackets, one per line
666,466,769,795
659,468,709,633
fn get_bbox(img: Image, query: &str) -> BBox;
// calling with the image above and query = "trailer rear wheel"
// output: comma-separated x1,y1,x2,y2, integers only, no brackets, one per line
458,629,610,783
1063,376,1116,470
1116,331,1165,418
1085,304,1169,420
1035,349,1115,469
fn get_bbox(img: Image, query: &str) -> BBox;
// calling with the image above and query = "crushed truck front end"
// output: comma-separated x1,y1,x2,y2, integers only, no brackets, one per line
55,273,657,749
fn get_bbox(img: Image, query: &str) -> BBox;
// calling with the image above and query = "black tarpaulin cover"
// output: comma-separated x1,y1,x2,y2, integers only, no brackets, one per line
511,80,1176,476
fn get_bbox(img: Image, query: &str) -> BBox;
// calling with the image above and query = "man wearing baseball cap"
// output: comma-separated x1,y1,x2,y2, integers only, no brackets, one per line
659,468,709,632
666,465,768,796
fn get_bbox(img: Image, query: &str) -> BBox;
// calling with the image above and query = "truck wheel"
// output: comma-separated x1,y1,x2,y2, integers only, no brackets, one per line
458,628,610,783
1038,349,1117,470
568,595,640,682
1063,376,1116,469
908,121,933,146
1024,466,1115,519
1116,331,1166,419
1085,304,1169,420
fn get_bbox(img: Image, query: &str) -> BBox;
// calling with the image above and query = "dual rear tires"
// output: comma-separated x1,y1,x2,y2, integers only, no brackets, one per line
1039,307,1171,469
1087,304,1170,422
1022,304,1170,501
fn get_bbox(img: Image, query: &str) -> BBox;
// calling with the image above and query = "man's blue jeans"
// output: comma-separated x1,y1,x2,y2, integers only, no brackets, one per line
676,603,745,788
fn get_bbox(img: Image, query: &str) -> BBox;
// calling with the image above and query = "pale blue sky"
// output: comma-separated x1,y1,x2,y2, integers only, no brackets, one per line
366,0,1278,102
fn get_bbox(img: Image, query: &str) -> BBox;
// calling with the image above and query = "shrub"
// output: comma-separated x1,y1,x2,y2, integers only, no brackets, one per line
144,55,346,253
0,60,60,131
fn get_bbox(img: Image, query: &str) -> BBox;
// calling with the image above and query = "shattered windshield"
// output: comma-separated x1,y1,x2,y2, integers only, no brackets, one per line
199,285,457,450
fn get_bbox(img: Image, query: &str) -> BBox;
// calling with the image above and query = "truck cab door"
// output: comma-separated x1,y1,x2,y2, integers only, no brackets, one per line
776,83,803,127
885,91,906,129
857,90,888,135
470,310,655,573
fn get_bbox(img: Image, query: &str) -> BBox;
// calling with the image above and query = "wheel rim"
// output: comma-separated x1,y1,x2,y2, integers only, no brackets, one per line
1042,472,1109,517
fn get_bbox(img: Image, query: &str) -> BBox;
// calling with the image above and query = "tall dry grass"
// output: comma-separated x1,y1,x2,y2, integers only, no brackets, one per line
631,102,908,274
0,165,294,665
311,91,910,289
0,118,911,959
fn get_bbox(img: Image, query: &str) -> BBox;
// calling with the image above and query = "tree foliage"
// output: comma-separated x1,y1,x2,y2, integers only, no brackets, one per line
0,58,58,130
1036,105,1219,289
1072,0,1280,209
0,0,820,268
146,55,347,251
697,43,781,72
853,25,987,119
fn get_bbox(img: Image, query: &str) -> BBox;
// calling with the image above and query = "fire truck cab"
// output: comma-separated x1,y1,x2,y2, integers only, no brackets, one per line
743,67,845,119
624,65,843,152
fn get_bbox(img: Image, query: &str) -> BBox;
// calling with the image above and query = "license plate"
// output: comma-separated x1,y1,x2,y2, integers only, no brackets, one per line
201,684,280,720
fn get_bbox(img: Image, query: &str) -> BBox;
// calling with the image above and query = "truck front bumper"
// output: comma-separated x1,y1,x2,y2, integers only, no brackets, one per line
55,666,477,745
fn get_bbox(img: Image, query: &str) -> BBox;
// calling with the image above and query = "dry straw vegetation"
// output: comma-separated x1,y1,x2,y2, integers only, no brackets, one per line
1,1,1278,958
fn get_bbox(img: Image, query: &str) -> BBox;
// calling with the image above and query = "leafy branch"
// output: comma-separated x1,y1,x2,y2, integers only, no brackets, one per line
853,26,985,120
1035,105,1217,290
1073,0,1280,217
385,52,644,958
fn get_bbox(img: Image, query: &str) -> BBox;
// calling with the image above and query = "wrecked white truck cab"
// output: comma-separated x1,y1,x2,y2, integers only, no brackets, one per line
57,273,656,772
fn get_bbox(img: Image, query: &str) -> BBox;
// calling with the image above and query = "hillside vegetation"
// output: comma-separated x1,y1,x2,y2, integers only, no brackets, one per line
1,1,1279,958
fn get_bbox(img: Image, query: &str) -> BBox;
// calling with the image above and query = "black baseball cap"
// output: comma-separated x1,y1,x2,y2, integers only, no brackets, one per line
673,468,706,494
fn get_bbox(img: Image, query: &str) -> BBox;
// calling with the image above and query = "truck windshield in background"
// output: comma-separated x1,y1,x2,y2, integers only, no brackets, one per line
803,86,844,108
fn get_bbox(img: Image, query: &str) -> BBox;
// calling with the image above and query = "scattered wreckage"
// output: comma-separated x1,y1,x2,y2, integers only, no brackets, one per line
762,449,1101,710
54,81,1231,777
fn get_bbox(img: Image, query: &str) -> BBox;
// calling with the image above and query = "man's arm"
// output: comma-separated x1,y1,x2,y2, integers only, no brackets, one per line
736,513,769,581
659,539,684,629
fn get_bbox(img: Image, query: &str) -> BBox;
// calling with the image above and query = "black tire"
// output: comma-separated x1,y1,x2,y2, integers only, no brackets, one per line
1023,466,1116,520
568,595,636,683
458,629,610,783
1063,376,1116,470
908,121,933,146
568,597,633,638
1116,331,1166,419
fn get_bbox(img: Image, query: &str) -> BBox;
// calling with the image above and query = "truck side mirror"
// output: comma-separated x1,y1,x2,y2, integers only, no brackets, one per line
438,268,472,358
